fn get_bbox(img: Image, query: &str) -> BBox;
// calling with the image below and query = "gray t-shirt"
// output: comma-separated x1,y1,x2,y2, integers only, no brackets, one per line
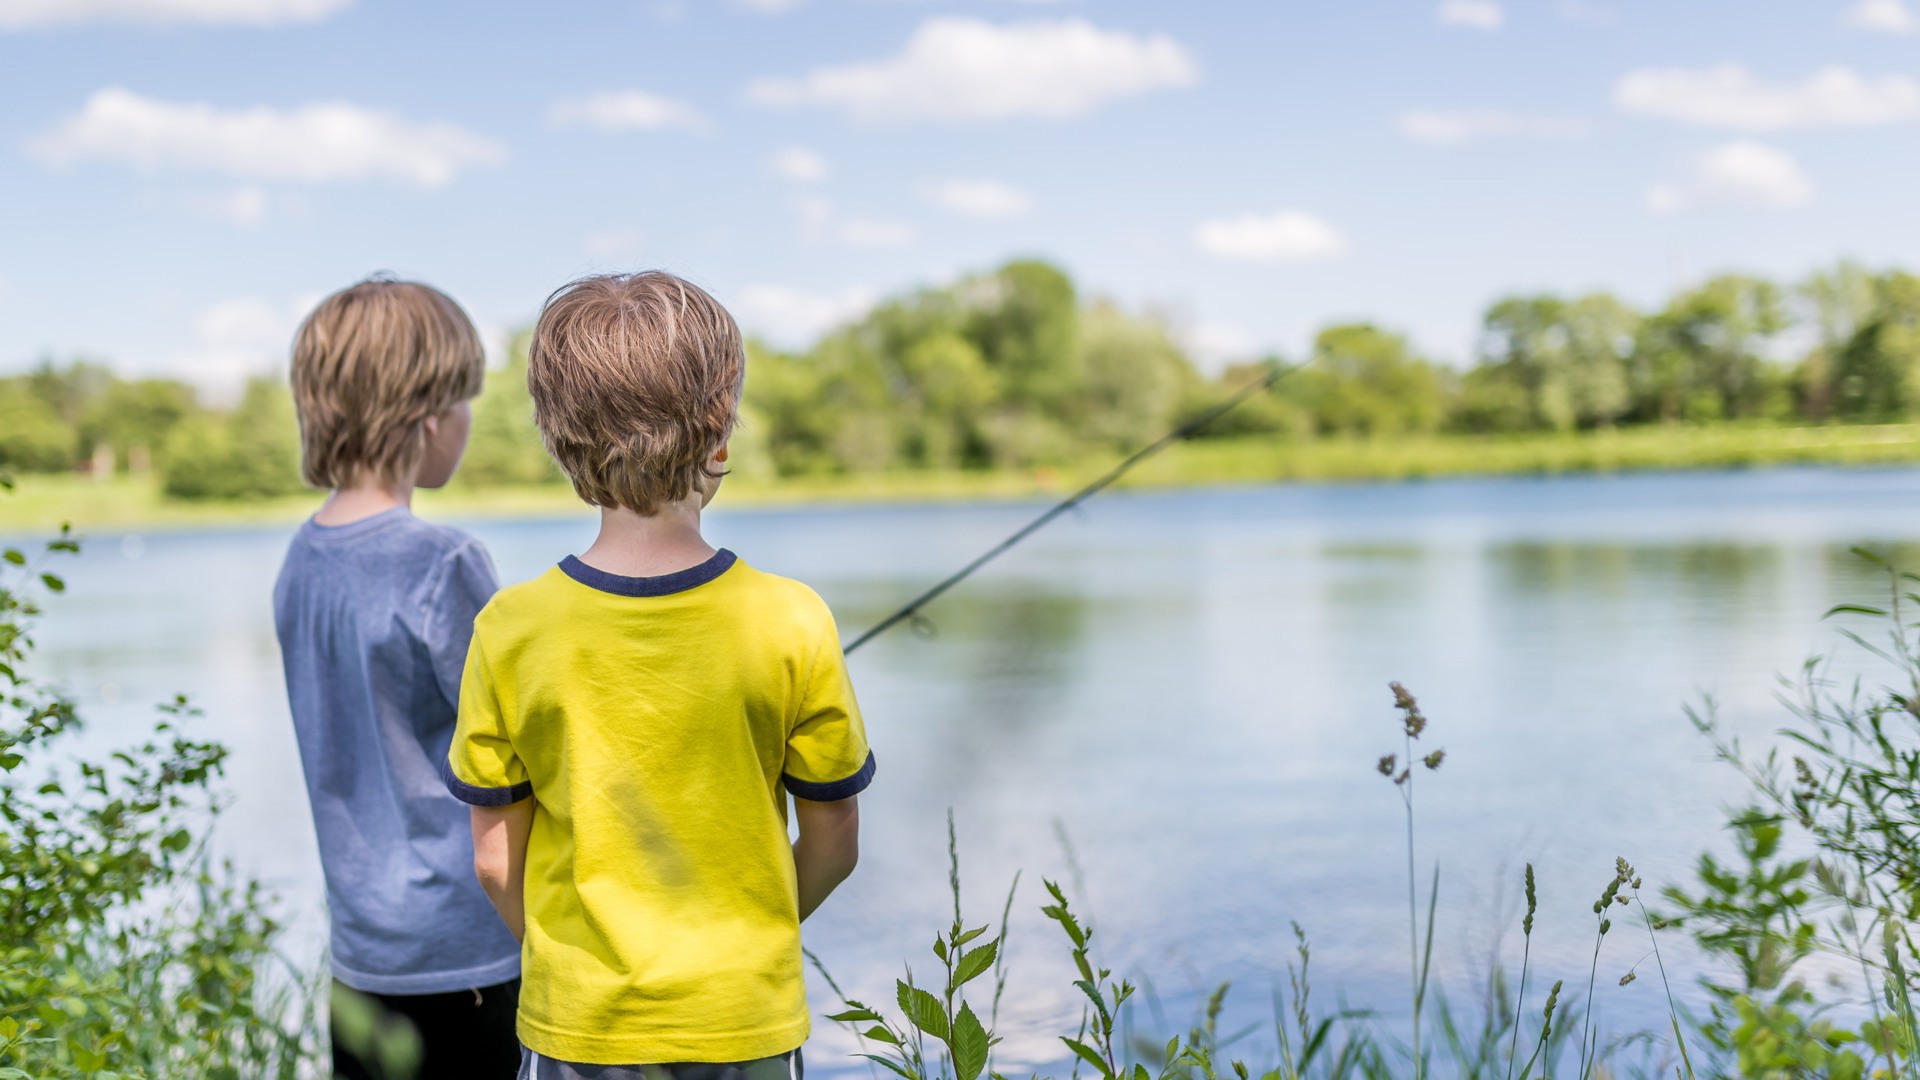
273,507,521,994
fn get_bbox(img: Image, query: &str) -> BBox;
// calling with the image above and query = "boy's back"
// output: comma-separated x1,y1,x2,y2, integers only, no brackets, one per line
275,508,521,992
450,272,872,1073
449,549,872,1064
275,277,523,1079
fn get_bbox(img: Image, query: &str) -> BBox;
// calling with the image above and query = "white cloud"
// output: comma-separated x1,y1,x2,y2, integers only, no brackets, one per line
0,0,347,29
734,284,875,347
1437,0,1503,30
29,87,504,188
1646,140,1814,214
1193,211,1347,262
549,90,708,133
745,17,1198,124
791,195,916,248
770,145,829,182
1615,64,1920,131
1846,0,1916,33
186,185,269,225
837,219,916,247
1397,108,1586,144
733,0,802,11
917,177,1033,218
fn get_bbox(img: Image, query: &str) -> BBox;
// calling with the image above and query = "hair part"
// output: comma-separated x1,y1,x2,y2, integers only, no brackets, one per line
527,271,744,515
290,278,485,489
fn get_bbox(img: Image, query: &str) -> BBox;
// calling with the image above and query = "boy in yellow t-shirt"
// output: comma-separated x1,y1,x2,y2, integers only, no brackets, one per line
445,271,873,1078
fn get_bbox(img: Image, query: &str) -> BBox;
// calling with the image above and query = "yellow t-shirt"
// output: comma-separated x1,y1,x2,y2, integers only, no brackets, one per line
445,549,874,1065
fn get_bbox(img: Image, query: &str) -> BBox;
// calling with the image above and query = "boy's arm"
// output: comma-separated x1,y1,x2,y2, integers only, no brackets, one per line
472,799,535,941
792,794,860,922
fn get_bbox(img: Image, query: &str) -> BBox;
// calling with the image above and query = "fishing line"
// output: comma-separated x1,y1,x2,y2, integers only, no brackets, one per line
842,355,1313,655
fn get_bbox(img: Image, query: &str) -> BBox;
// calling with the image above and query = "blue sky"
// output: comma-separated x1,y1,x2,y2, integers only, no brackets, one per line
2,0,1918,392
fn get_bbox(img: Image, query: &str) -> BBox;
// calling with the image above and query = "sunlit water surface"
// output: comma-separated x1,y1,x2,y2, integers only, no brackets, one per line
20,467,1920,1073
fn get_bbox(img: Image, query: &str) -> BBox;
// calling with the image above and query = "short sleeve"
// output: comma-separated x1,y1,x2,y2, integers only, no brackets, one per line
782,615,875,802
423,539,500,710
445,634,532,806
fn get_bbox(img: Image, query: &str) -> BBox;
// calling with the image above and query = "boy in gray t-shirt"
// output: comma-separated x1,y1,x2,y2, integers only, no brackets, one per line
272,278,520,1079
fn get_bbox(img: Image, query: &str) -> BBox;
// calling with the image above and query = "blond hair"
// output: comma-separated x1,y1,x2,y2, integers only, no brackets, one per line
527,272,743,515
291,279,485,489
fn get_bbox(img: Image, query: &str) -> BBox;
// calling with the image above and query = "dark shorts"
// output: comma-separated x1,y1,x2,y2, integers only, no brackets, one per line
331,978,520,1080
517,1047,803,1080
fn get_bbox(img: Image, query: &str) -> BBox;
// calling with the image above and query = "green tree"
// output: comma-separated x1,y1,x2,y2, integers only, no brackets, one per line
898,331,998,467
1794,260,1879,420
1188,359,1310,439
1827,271,1920,422
1473,294,1636,430
23,360,114,425
1070,303,1197,449
78,378,198,471
1631,275,1789,423
960,259,1081,417
1288,324,1447,437
459,332,558,487
740,340,835,476
0,387,77,473
160,378,302,500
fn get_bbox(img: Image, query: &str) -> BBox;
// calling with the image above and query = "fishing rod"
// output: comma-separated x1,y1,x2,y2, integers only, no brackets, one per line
842,355,1312,655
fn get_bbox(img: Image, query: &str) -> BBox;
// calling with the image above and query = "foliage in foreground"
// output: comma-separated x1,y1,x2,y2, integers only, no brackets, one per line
18,492,1920,1079
0,503,315,1079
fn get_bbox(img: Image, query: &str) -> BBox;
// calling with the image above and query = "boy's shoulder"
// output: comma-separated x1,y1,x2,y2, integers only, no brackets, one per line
725,558,832,616
276,503,491,607
477,553,835,635
287,508,482,562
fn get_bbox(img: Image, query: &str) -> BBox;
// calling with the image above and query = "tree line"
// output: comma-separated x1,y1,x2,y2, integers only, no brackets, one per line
1,259,1917,499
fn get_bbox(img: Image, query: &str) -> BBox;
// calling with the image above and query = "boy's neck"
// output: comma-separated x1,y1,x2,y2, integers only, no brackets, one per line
579,498,717,579
314,474,413,526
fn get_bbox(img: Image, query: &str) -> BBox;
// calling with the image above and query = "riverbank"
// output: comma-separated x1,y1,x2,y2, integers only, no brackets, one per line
7,421,1920,532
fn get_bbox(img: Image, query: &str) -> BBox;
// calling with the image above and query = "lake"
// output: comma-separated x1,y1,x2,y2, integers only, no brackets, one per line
17,467,1920,1072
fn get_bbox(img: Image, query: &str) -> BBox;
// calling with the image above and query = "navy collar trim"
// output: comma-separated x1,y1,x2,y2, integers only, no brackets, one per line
558,549,738,597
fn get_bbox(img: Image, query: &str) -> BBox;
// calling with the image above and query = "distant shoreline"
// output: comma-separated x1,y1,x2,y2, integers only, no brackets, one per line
7,423,1920,535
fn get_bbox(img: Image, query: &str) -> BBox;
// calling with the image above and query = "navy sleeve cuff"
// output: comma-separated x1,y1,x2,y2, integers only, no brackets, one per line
443,757,533,806
783,751,876,802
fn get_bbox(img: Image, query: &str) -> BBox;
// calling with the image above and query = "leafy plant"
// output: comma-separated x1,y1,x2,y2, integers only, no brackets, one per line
0,516,316,1078
820,815,1012,1080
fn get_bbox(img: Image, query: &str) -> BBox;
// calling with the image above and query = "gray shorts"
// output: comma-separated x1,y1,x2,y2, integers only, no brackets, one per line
517,1047,802,1080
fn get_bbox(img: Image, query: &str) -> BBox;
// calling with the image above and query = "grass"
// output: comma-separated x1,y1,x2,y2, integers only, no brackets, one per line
9,422,1920,534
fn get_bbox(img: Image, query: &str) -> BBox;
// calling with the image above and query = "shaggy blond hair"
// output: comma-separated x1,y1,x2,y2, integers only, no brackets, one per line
291,279,485,489
527,272,743,515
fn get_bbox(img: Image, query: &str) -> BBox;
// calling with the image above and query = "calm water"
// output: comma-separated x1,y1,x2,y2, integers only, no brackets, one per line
19,468,1920,1070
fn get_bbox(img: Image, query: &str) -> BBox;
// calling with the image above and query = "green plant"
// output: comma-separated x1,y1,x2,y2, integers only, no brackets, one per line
1377,682,1444,1079
1686,549,1920,1078
0,514,316,1078
818,815,1013,1080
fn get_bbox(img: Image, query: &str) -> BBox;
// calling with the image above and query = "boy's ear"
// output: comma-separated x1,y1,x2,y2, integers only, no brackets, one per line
422,413,441,438
715,444,729,463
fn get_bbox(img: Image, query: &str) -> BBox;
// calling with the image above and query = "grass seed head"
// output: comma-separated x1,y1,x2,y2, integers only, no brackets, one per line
1377,754,1396,777
1523,863,1537,935
1389,681,1428,738
1423,749,1445,770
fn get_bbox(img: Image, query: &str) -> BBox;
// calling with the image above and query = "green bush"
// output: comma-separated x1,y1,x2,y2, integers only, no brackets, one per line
0,521,316,1078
